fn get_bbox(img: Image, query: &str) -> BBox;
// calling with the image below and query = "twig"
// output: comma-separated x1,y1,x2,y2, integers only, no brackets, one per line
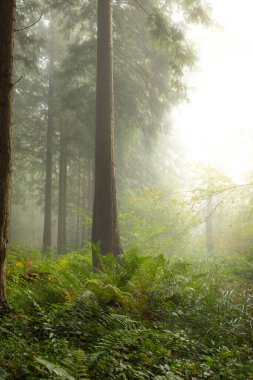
11,76,23,87
168,183,253,197
200,190,234,224
15,8,44,32
133,0,152,17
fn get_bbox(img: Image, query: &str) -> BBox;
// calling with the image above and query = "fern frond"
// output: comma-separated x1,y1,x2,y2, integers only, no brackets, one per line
36,357,75,380
62,350,89,380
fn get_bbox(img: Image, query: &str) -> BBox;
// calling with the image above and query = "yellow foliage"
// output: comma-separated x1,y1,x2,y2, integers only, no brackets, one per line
15,261,23,267
65,290,75,303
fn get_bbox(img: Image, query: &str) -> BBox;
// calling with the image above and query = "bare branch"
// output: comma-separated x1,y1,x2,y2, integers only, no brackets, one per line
11,76,23,87
200,190,234,224
15,8,44,32
133,0,152,17
167,183,253,197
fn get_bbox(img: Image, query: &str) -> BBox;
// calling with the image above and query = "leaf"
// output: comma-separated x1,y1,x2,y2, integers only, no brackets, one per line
36,358,75,380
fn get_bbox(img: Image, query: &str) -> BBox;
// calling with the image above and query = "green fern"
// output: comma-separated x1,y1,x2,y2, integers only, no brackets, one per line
154,374,183,380
36,357,75,380
62,350,89,380
84,279,136,308
36,350,89,380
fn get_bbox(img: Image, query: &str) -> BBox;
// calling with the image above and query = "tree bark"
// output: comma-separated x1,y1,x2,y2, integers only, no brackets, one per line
0,0,16,308
80,169,87,245
42,27,55,253
57,132,67,254
75,159,81,249
92,0,122,268
87,158,93,241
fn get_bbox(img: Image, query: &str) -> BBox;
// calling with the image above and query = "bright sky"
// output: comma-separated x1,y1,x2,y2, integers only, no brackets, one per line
173,0,253,183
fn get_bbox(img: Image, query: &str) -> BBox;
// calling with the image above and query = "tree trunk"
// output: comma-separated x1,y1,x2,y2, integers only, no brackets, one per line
92,0,121,268
0,0,16,308
87,158,93,241
75,159,81,249
42,27,55,253
57,132,67,254
80,170,87,245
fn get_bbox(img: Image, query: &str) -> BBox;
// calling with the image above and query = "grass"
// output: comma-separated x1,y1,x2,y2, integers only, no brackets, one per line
0,244,253,379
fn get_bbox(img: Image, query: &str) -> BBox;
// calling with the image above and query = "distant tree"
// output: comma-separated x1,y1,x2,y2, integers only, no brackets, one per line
0,0,16,308
190,166,234,254
92,0,122,267
12,1,50,246
57,126,67,254
9,0,211,253
42,21,55,253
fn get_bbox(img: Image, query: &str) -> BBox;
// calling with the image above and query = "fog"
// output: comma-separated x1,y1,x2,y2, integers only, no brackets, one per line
8,0,253,257
2,1,253,374
174,0,253,183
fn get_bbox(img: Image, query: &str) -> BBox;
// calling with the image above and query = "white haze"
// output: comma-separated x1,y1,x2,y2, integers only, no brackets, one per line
172,0,253,183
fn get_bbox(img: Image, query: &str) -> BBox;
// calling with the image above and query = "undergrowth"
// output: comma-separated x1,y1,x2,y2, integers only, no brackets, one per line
0,244,252,379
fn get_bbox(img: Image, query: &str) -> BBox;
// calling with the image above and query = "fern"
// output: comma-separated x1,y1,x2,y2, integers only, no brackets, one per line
36,351,89,380
154,374,183,380
98,313,138,330
62,350,89,380
36,357,75,380
84,279,135,308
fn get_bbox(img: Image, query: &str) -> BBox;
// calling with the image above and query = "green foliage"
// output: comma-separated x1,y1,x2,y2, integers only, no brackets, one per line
120,188,196,256
1,247,253,379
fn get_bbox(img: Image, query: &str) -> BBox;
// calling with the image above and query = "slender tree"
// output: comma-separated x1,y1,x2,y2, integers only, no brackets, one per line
57,129,67,254
0,0,16,308
75,158,81,249
42,24,55,252
92,0,121,267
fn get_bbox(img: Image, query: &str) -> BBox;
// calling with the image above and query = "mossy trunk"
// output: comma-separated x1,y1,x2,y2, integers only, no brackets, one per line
0,0,16,307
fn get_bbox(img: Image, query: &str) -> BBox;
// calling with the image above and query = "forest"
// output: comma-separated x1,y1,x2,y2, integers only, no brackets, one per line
0,0,253,379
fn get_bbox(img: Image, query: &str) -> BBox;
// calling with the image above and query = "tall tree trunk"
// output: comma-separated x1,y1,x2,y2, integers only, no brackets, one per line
87,158,93,241
57,132,67,254
92,0,121,268
0,0,16,308
75,159,81,249
80,170,87,245
42,27,55,252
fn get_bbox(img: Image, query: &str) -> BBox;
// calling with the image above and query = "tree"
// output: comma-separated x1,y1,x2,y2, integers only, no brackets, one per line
12,1,51,247
0,0,16,308
92,0,122,267
9,0,210,252
57,126,67,254
190,166,234,254
42,21,55,252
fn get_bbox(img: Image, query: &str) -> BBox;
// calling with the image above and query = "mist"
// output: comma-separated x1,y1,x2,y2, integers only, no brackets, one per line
0,0,253,378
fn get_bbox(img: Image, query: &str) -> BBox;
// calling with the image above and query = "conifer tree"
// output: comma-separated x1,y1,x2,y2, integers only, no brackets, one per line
0,0,16,308
42,21,55,252
92,0,122,267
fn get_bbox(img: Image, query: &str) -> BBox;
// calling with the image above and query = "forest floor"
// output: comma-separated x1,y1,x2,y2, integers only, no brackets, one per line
0,245,252,379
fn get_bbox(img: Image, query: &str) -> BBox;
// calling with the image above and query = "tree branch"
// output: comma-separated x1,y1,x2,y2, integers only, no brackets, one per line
168,183,253,197
15,8,44,32
133,0,152,17
11,76,23,87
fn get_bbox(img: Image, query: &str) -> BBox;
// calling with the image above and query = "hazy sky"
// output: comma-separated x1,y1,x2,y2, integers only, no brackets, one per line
173,0,253,183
